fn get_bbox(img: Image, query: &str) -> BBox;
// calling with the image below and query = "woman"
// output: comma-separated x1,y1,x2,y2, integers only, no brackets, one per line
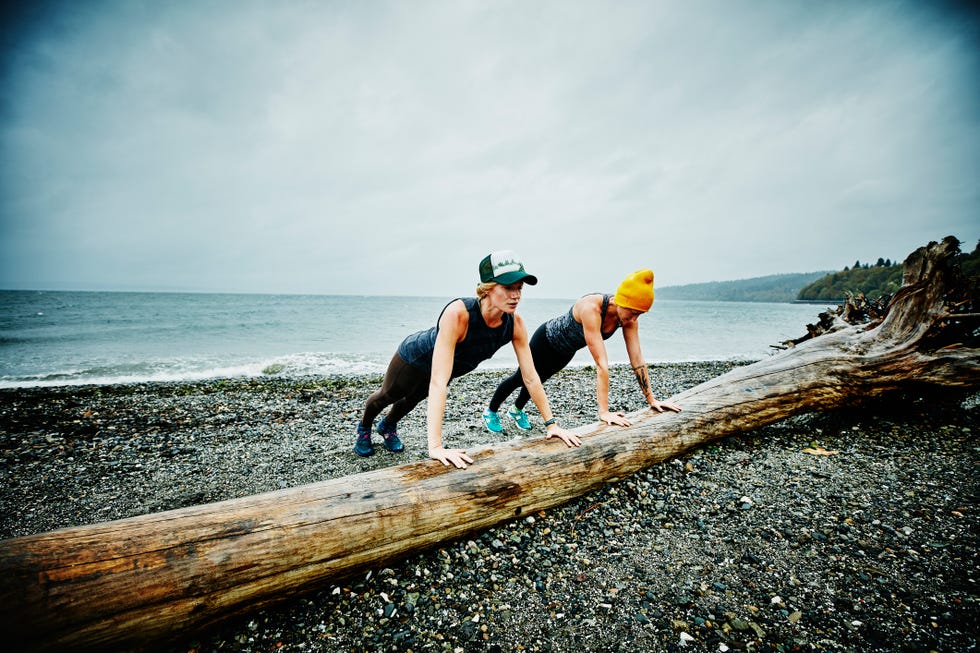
355,250,581,469
483,269,681,432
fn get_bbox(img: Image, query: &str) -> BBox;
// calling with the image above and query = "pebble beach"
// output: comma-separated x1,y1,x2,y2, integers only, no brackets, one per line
1,362,977,653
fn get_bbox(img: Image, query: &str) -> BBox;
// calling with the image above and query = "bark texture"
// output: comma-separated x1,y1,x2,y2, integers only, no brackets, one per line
1,237,977,652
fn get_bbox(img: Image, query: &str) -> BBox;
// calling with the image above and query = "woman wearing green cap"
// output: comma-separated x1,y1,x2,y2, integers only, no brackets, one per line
483,269,681,433
355,249,582,469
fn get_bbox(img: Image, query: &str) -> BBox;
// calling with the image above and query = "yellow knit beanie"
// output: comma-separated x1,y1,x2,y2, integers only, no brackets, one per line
614,269,655,312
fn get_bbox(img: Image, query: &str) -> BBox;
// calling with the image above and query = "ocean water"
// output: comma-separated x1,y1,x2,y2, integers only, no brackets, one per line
0,290,829,388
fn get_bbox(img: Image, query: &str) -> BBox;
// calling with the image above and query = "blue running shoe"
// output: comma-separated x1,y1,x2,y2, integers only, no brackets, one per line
508,406,532,430
354,423,374,457
482,409,504,433
377,417,404,453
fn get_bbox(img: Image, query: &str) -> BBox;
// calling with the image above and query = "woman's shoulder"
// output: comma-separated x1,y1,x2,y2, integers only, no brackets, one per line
572,293,604,316
435,297,472,328
442,298,471,317
575,292,607,305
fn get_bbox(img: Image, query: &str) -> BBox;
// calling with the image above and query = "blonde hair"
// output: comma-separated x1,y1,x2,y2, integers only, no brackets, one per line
476,281,497,300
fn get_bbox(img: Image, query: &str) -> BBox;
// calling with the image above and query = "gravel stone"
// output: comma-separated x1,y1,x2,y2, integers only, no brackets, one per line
1,362,977,652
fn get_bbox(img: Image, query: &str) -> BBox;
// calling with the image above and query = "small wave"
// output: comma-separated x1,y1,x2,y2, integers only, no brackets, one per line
0,365,262,389
0,352,390,389
262,353,387,378
0,336,35,345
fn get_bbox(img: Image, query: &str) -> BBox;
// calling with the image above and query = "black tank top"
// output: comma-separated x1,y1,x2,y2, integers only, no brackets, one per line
397,297,515,377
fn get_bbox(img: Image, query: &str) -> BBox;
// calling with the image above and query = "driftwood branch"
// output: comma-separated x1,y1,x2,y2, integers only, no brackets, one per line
1,237,977,652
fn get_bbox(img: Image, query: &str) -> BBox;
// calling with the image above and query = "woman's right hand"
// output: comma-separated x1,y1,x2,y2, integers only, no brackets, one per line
429,446,474,469
546,425,582,448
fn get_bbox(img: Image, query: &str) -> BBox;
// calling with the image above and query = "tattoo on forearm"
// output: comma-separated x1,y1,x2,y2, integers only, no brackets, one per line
632,364,651,395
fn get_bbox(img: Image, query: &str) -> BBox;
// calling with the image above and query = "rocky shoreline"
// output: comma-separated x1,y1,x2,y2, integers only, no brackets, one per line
1,362,977,652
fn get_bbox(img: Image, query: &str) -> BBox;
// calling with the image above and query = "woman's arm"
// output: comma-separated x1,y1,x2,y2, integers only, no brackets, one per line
427,301,475,469
513,314,581,447
622,322,681,413
578,296,630,426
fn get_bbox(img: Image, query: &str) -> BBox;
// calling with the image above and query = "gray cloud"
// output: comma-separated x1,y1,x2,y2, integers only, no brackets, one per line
1,0,977,298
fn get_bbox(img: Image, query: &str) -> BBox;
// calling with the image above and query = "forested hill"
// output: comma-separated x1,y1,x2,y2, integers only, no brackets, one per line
797,259,902,301
656,272,830,303
658,240,978,303
797,241,979,301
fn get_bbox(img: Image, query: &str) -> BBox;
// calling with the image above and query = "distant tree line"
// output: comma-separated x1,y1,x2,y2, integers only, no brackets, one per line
656,272,830,303
797,239,980,301
657,240,979,303
796,260,903,301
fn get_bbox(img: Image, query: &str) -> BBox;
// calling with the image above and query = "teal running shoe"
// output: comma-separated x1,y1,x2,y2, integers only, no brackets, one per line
376,417,404,453
482,409,504,433
354,423,375,457
508,406,532,430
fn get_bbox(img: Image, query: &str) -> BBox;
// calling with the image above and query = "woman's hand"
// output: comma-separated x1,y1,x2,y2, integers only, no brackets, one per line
546,425,582,447
429,446,474,469
650,399,682,413
599,411,632,427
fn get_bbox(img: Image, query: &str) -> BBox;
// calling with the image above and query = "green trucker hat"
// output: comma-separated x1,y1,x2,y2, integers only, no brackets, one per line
478,250,538,285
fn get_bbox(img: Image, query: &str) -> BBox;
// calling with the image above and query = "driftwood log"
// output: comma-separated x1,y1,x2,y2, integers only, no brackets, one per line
2,237,978,652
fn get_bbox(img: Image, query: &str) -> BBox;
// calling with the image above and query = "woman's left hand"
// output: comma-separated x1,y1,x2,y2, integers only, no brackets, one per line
546,425,582,447
429,446,474,469
650,399,682,413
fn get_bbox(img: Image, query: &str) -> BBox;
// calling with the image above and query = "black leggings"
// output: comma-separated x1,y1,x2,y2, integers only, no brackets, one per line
360,353,430,430
488,322,575,412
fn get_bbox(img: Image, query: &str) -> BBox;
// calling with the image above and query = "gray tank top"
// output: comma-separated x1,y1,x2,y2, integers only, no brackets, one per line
544,293,618,354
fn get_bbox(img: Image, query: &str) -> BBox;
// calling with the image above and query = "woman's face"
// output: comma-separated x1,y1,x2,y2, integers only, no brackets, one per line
488,282,523,313
616,305,644,326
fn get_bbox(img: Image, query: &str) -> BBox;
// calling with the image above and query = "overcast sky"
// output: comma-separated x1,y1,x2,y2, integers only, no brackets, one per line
1,1,977,298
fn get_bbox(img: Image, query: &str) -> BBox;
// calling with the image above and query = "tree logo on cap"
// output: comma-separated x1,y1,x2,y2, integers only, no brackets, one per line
490,251,523,276
480,249,527,282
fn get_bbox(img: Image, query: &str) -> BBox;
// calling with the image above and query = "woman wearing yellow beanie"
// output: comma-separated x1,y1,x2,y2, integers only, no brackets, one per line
483,268,681,432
